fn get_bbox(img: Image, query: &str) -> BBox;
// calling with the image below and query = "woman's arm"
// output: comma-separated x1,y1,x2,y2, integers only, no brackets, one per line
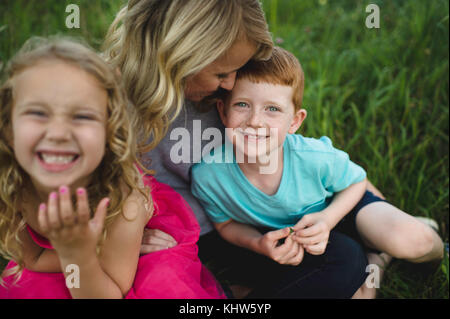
215,219,265,253
140,228,177,254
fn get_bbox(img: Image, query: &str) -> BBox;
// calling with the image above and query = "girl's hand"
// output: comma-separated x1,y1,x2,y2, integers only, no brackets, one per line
257,228,304,266
140,228,177,254
292,212,331,255
37,186,110,258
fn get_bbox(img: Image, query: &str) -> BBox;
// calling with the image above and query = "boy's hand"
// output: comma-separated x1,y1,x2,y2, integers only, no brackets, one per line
256,228,304,265
37,186,110,258
292,212,331,255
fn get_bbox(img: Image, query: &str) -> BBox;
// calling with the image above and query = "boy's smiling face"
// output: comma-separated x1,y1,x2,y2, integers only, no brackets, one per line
218,78,307,161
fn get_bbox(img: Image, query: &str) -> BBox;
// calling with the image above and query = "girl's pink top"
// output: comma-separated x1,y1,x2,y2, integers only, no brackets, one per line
0,175,226,299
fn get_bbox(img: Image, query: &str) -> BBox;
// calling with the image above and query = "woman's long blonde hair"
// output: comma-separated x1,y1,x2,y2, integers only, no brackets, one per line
103,0,273,152
0,37,151,283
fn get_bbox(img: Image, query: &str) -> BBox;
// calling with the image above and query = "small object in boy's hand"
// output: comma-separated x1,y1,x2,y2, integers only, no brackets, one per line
276,227,295,247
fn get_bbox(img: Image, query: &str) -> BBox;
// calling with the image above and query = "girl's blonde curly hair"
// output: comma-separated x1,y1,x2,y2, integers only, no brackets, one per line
0,37,152,283
103,0,273,153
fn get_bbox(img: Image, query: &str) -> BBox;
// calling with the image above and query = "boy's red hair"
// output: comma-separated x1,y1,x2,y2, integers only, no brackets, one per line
236,46,305,111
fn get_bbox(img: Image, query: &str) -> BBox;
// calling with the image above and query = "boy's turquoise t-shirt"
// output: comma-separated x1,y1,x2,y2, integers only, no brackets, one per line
191,134,367,229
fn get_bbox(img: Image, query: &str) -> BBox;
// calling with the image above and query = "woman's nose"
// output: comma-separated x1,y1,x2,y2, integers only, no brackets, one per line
219,72,237,91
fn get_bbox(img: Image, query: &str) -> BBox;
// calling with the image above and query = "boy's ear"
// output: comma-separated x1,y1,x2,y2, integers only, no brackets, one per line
288,108,307,134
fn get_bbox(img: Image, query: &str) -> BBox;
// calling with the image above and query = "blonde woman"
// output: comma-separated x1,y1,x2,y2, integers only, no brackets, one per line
104,0,371,298
0,37,225,299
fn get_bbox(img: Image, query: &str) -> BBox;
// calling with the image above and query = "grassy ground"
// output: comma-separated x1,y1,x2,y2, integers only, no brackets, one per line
1,0,448,298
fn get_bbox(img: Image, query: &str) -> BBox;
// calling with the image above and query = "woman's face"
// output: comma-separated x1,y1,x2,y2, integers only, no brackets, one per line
184,40,256,102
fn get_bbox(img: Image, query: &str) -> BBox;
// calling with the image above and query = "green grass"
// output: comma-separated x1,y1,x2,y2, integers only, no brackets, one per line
0,0,448,298
0,0,126,67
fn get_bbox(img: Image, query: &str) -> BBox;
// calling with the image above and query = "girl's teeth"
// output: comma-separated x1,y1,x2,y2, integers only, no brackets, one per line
41,154,76,164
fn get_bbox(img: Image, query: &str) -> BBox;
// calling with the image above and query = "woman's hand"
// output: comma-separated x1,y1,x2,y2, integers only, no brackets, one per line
292,212,331,255
256,228,304,266
37,186,110,258
140,228,177,254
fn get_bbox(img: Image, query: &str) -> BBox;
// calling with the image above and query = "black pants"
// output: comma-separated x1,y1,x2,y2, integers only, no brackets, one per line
198,230,368,299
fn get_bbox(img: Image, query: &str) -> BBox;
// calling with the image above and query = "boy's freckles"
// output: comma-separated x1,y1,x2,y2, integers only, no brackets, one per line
219,78,303,160
223,79,297,131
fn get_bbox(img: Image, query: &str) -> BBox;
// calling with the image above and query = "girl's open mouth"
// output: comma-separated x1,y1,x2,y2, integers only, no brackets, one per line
37,152,80,172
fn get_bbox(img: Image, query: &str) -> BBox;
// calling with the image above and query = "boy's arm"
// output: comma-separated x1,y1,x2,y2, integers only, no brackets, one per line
321,178,367,229
293,178,367,255
295,178,367,234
